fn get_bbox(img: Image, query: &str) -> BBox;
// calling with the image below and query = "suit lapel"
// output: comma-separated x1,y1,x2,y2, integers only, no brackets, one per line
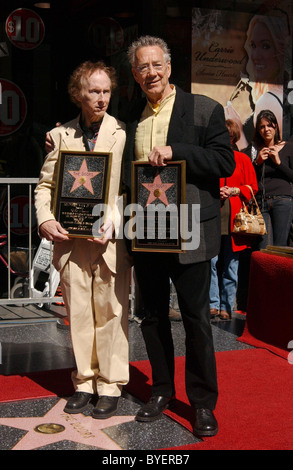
62,116,85,149
94,113,116,152
60,114,118,152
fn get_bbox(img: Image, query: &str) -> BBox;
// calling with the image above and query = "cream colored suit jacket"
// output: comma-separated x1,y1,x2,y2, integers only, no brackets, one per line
34,113,131,274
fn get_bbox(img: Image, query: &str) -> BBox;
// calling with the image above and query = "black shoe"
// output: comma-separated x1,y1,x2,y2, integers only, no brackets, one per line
135,396,175,422
63,391,93,414
193,408,218,437
92,396,119,419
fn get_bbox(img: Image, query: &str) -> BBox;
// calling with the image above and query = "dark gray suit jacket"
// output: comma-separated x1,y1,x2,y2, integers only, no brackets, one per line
123,86,235,264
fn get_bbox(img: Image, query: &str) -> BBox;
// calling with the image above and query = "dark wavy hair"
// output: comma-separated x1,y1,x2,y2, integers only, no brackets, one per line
253,109,281,147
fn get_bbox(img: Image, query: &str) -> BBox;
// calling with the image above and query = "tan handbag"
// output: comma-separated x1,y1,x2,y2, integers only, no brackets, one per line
232,186,267,236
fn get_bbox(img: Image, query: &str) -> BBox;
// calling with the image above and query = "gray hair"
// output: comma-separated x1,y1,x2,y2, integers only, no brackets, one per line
127,35,171,66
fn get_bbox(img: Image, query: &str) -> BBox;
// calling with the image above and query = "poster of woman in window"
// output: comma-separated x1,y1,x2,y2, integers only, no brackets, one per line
191,7,292,151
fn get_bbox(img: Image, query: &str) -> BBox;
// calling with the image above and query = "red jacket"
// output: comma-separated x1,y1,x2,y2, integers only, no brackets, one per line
220,150,258,252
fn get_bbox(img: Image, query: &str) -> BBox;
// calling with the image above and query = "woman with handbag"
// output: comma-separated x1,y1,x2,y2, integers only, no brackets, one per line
210,120,258,320
249,109,293,249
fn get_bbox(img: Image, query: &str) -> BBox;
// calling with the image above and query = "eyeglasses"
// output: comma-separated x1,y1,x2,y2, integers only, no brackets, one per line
135,63,165,75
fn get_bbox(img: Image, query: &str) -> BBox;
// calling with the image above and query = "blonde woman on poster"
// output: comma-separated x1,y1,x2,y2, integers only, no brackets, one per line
225,14,289,151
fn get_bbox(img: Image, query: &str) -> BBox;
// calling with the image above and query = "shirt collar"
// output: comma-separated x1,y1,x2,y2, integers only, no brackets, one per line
147,85,176,114
79,117,103,138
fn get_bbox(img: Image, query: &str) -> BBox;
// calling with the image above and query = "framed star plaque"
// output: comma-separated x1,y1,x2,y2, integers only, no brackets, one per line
53,150,112,238
131,161,186,252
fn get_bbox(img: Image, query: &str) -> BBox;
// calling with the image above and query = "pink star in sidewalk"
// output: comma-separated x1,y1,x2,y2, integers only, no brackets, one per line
68,159,100,195
0,399,134,450
142,171,174,207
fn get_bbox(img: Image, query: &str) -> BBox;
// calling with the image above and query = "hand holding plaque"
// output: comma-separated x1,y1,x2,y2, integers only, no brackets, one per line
39,219,69,242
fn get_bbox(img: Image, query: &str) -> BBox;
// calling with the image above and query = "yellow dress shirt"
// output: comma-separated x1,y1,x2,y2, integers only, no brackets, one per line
135,86,176,161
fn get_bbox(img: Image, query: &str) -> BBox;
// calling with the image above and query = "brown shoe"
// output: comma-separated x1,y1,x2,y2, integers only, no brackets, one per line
210,308,219,318
169,307,182,321
220,310,231,320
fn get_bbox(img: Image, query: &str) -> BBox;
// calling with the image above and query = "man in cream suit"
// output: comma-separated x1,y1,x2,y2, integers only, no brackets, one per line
34,61,131,419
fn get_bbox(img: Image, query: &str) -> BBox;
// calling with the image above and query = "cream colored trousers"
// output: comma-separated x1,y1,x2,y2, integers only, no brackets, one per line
59,240,130,396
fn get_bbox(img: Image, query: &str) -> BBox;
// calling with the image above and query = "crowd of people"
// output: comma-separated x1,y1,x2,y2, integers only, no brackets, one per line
35,34,293,440
221,110,293,316
211,109,293,320
209,119,258,321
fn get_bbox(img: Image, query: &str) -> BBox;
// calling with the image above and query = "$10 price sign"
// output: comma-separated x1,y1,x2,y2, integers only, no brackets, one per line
5,8,45,50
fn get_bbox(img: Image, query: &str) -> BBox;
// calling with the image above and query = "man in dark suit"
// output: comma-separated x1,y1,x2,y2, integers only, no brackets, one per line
124,36,235,437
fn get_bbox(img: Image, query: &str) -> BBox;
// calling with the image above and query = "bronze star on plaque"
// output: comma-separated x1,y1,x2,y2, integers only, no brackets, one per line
141,171,175,207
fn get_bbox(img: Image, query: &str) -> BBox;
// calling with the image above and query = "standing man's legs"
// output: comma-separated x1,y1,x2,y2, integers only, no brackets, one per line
92,257,130,398
171,258,219,437
220,236,239,317
91,255,130,419
170,259,218,410
209,255,220,315
60,240,130,416
60,251,98,395
134,253,175,398
134,253,218,434
270,196,293,246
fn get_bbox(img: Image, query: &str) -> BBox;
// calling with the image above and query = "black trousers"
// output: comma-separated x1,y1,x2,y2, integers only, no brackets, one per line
134,252,218,410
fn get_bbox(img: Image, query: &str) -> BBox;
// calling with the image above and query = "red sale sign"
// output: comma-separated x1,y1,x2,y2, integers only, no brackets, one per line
0,79,27,136
5,8,45,50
